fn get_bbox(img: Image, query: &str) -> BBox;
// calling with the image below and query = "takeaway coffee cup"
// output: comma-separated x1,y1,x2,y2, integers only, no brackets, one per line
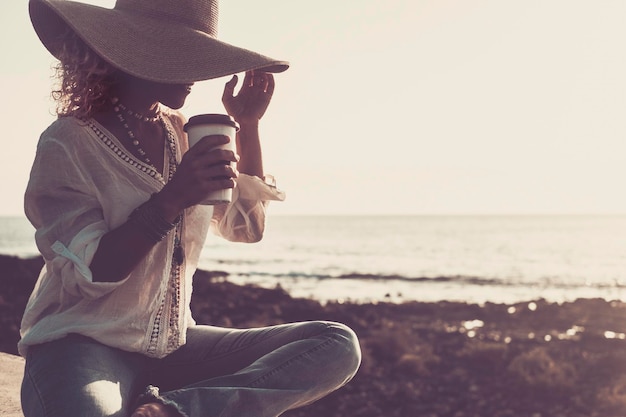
183,114,240,205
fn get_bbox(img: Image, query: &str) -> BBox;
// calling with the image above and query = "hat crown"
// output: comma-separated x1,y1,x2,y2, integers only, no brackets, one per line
114,0,218,36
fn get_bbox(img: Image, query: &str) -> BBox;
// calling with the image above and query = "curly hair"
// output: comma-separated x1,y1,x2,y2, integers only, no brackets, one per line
52,29,118,119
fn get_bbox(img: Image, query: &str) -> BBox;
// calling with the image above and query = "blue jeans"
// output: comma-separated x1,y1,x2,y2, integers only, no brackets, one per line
21,321,361,417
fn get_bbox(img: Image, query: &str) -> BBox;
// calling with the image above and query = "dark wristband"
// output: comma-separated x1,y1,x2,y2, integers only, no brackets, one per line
128,195,181,242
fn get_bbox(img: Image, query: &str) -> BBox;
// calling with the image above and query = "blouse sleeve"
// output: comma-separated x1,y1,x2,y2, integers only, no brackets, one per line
25,132,127,299
210,174,285,242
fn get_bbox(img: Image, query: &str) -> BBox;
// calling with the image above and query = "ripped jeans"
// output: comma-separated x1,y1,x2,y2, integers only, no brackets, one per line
21,321,361,417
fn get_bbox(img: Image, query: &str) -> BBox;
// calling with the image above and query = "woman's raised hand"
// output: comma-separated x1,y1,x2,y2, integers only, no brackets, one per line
222,70,274,125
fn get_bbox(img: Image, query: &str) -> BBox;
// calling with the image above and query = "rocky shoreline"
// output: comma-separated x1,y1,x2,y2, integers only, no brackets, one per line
1,254,626,417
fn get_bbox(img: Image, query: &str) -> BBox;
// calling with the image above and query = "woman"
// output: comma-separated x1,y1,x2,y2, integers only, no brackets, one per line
20,1,361,416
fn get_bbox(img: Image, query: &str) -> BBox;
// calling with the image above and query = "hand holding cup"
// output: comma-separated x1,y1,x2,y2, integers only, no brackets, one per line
183,114,240,205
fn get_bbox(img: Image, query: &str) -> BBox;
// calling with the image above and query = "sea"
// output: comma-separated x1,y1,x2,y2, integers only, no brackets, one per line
1,215,625,305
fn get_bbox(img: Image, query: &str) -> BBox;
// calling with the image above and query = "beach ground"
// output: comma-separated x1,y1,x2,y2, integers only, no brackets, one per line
0,352,23,417
2,254,626,417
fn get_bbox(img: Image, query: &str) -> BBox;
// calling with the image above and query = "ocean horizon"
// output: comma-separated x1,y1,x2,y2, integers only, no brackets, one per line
2,214,625,305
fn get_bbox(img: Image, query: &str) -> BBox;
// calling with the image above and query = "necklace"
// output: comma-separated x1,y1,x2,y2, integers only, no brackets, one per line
111,98,178,179
112,101,152,165
112,97,160,122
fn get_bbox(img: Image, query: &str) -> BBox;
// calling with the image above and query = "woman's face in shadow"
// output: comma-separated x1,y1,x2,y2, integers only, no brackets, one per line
115,72,194,109
152,82,195,109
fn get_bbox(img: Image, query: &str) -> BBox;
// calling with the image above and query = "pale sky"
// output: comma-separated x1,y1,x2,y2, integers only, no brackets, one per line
2,1,625,216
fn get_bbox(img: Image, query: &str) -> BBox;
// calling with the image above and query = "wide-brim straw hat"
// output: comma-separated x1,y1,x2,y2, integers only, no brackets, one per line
29,0,289,83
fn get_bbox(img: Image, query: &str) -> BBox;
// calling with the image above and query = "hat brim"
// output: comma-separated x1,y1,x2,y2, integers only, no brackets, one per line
29,0,289,84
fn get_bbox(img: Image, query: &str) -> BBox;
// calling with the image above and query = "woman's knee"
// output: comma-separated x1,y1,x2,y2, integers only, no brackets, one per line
21,369,127,417
21,336,141,417
320,321,362,381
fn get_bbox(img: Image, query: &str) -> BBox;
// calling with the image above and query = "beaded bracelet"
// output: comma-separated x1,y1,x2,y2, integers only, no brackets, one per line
129,195,181,243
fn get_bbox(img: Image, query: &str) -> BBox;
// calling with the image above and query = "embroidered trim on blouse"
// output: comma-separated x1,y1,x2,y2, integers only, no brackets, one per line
147,220,184,356
86,119,165,182
86,117,184,357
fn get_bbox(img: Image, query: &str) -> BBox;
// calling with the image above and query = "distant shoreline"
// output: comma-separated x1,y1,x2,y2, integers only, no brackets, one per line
2,215,625,306
3,252,626,306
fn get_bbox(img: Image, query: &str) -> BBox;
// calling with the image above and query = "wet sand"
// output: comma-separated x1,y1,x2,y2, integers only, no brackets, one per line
1,254,626,417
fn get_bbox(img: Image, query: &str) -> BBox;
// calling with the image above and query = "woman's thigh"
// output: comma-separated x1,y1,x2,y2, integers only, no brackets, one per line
21,334,146,417
150,321,340,391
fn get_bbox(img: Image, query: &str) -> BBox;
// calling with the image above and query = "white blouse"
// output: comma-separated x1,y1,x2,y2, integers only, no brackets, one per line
19,111,285,358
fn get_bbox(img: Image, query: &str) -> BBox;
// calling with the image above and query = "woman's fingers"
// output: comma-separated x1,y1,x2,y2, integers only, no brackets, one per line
222,75,238,102
243,70,254,88
265,73,275,96
192,134,230,150
186,136,238,162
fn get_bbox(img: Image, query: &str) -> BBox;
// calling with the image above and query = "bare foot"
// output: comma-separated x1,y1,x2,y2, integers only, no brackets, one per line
131,402,179,417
